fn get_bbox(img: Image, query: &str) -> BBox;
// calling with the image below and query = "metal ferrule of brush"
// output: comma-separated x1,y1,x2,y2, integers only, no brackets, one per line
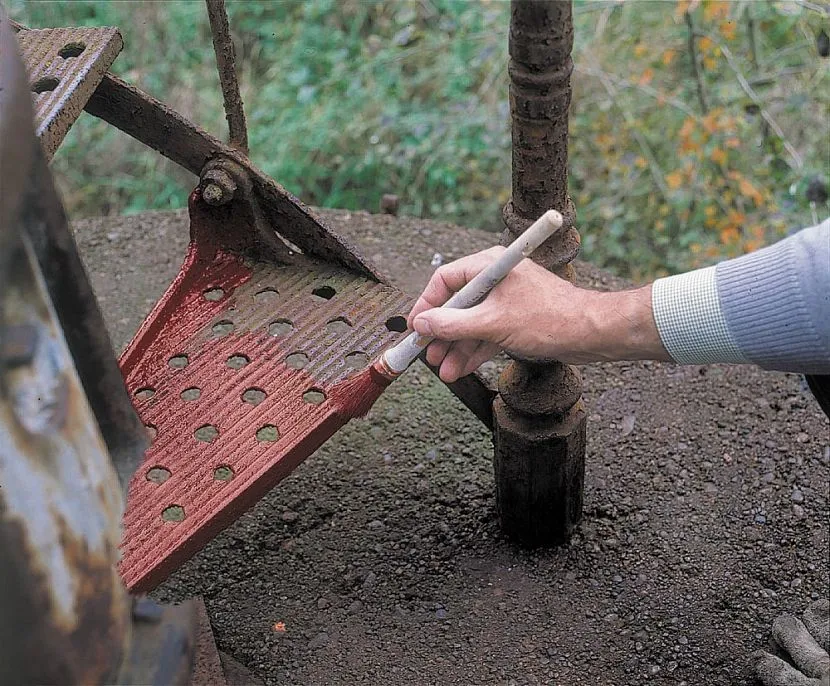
381,209,564,375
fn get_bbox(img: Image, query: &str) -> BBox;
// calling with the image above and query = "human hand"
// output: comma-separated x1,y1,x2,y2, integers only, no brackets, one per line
753,598,830,686
408,247,670,383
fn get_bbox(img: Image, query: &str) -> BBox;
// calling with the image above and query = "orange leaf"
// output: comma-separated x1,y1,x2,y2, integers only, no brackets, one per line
703,1,730,22
638,67,655,86
719,20,736,40
662,49,677,66
738,177,764,206
710,147,727,165
725,137,741,149
634,43,648,57
698,36,713,53
666,170,684,190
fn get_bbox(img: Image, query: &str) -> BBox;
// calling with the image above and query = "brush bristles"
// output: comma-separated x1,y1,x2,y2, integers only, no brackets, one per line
328,362,396,419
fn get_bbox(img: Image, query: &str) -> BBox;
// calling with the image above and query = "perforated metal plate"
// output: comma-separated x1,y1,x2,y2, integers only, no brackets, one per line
120,212,411,592
15,26,122,159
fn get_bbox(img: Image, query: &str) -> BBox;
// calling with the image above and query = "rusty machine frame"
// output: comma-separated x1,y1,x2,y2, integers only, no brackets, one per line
1,0,584,681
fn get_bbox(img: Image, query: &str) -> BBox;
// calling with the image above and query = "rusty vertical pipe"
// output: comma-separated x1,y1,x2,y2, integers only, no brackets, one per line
494,0,587,546
205,0,249,154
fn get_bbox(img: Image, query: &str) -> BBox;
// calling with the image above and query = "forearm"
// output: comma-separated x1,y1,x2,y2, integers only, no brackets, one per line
576,286,671,364
652,220,830,374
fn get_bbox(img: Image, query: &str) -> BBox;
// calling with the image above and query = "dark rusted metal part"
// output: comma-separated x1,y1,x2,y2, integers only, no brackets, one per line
119,597,199,685
1,20,197,684
205,0,248,154
0,19,129,678
13,24,122,161
201,166,237,206
495,0,587,546
119,191,414,592
81,71,386,281
7,18,148,494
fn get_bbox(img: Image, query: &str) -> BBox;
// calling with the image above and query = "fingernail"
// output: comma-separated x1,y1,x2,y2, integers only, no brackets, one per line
413,316,433,337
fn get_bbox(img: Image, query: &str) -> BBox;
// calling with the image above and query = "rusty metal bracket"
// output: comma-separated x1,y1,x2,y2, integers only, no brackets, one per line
205,0,248,154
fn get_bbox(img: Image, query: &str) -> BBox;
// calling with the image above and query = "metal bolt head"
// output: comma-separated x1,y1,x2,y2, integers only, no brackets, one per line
200,168,237,206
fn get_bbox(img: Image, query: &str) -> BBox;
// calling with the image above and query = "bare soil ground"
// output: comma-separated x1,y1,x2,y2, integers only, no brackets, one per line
73,208,829,686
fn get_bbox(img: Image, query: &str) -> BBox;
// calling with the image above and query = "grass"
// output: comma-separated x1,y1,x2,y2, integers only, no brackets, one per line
9,0,829,279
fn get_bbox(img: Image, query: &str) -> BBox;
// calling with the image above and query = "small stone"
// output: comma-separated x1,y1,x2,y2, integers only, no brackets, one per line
791,489,804,503
106,232,119,242
791,578,802,588
347,600,363,614
308,632,329,650
367,519,383,530
425,449,438,461
796,432,809,444
754,514,766,524
317,597,330,610
635,642,644,653
436,608,447,619
281,510,299,523
649,664,661,675
793,504,805,517
362,571,377,589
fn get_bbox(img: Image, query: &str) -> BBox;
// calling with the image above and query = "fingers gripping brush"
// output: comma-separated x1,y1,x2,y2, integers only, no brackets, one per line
329,209,565,419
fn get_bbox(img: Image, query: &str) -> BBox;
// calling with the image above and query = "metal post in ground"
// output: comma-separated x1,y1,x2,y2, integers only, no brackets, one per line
494,0,587,546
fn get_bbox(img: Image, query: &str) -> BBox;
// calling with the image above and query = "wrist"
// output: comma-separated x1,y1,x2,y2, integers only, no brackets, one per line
581,285,671,363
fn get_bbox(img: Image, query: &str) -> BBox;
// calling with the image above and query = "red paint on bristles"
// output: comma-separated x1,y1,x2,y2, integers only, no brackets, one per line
328,360,396,419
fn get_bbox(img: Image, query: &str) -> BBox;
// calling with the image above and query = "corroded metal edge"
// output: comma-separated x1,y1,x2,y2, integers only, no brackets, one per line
15,25,123,160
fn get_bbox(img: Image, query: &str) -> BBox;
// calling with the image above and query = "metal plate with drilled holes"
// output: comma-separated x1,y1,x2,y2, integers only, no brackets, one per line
14,26,122,159
119,243,411,592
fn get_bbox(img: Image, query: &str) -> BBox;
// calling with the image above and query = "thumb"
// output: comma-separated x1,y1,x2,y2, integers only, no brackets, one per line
412,305,491,342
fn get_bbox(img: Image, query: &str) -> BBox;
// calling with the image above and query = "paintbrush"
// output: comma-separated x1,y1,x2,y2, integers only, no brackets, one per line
328,209,564,419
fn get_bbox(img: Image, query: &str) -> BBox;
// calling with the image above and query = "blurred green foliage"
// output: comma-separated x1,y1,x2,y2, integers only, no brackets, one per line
9,0,829,278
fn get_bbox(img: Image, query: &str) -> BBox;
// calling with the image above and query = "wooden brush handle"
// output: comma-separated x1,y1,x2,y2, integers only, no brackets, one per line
384,209,564,373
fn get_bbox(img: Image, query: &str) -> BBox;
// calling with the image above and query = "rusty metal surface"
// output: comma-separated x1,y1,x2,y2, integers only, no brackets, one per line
119,193,411,592
205,0,248,154
82,70,385,281
494,0,587,546
0,230,129,685
14,24,122,160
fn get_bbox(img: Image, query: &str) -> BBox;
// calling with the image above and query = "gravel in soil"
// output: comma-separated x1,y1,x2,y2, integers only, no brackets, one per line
73,208,829,685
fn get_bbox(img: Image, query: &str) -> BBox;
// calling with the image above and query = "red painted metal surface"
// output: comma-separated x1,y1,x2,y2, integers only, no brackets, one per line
120,193,411,592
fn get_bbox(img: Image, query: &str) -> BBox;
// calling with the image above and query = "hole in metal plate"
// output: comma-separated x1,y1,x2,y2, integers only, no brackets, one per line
303,388,326,405
256,424,280,442
312,285,336,300
254,287,279,302
226,354,250,369
203,287,225,301
145,424,158,441
194,424,219,443
212,320,234,337
345,351,370,369
213,465,234,482
135,387,155,400
385,316,407,333
181,387,201,401
242,388,266,406
168,354,189,368
32,76,60,94
285,352,308,369
268,319,293,337
146,466,171,484
162,505,185,522
58,42,86,59
326,317,352,334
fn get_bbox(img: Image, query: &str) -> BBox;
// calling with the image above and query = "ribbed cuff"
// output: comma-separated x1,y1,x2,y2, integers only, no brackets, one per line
717,236,825,372
652,266,747,365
